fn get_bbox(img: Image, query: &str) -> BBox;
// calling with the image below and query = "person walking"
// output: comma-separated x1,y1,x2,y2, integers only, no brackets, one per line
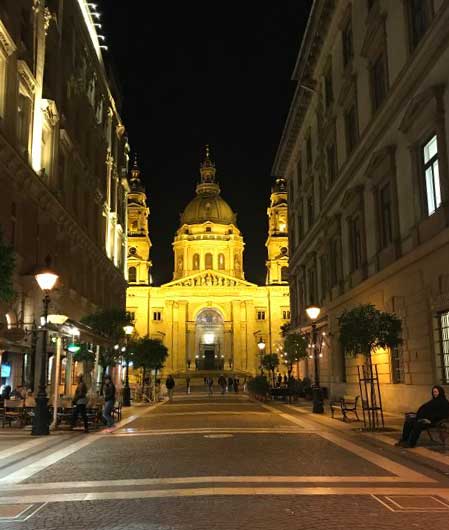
396,385,449,448
185,375,191,394
227,376,233,393
233,377,239,393
71,375,89,433
166,374,175,402
102,375,116,428
218,374,227,394
206,376,214,396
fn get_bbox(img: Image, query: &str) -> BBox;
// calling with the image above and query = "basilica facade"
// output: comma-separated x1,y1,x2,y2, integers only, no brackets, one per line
126,151,290,376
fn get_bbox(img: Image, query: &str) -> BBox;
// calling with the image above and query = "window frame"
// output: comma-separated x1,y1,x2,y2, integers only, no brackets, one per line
422,134,441,216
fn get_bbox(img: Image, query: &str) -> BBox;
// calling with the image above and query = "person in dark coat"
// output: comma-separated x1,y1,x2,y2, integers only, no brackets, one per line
71,375,89,433
396,385,449,447
102,376,116,428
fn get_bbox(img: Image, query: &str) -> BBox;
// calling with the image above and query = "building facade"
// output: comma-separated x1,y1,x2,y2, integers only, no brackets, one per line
0,0,129,392
127,151,290,376
273,0,449,412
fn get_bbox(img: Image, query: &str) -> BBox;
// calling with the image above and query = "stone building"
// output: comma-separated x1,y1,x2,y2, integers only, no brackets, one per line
0,1,129,392
273,0,449,412
127,151,290,376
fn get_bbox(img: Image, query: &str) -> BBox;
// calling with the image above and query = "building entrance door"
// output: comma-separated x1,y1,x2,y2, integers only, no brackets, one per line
204,349,215,370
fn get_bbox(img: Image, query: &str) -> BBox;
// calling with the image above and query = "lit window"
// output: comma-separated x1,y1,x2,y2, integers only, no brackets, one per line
438,311,449,384
193,254,200,270
423,135,441,216
218,253,225,270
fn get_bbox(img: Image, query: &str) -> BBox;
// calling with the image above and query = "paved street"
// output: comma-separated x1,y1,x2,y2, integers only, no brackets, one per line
1,390,449,529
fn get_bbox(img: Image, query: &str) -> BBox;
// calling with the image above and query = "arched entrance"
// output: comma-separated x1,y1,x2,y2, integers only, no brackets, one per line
194,309,224,370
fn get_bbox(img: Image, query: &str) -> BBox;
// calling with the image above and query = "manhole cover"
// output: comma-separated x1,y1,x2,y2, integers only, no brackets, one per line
203,434,234,439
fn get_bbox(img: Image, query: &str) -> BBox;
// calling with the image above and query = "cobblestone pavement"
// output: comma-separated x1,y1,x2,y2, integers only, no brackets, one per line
1,393,449,529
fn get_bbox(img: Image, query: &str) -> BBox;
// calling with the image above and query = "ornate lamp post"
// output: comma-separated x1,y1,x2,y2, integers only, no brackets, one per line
257,337,266,374
122,324,134,407
32,260,59,435
305,304,324,414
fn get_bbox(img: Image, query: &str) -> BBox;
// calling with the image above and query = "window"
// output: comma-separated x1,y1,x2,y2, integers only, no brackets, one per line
281,266,289,282
307,196,314,229
438,311,449,383
422,135,441,216
379,183,393,248
320,254,328,300
218,253,225,270
205,253,213,269
205,226,211,233
326,144,337,185
306,135,312,168
391,346,404,384
349,215,363,271
342,18,353,67
344,104,358,155
371,52,388,111
408,0,433,50
128,267,136,282
17,92,32,153
257,310,266,321
193,253,200,270
282,310,291,320
153,311,162,321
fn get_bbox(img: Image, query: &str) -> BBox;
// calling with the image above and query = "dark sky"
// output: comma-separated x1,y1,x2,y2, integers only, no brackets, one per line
100,2,312,285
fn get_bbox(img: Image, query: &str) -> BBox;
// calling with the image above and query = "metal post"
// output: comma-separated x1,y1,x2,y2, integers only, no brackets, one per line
122,337,131,406
311,323,324,414
32,293,50,435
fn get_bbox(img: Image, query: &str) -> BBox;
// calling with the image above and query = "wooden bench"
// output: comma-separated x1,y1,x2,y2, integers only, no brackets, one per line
330,395,360,422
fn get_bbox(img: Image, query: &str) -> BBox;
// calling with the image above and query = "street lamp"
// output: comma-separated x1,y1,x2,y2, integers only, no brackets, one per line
305,304,323,414
122,324,134,406
32,258,59,435
257,337,266,374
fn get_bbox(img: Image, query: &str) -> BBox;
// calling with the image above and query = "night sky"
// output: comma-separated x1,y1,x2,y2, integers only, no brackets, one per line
100,2,312,285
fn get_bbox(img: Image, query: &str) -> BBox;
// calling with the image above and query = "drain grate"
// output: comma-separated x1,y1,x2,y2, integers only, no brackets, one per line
372,495,449,512
0,503,46,523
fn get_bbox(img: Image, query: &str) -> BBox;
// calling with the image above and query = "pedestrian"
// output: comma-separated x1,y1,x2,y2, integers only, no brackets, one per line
186,375,191,394
166,374,175,402
227,376,233,393
206,376,214,395
283,374,288,385
71,375,89,433
287,374,296,403
277,373,282,387
233,377,239,393
395,385,449,448
218,374,227,394
102,375,116,428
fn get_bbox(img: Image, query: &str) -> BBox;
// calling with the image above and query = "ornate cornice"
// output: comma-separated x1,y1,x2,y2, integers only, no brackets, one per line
0,19,16,56
17,60,37,96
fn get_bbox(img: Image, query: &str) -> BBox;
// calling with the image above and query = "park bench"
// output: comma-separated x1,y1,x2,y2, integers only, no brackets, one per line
330,395,360,422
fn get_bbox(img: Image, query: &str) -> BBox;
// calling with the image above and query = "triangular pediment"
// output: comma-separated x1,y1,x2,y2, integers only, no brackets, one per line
162,270,258,288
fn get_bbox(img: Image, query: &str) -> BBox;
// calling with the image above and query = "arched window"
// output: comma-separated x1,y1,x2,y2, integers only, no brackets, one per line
218,253,225,270
128,266,137,282
205,253,213,269
193,254,200,270
281,266,289,282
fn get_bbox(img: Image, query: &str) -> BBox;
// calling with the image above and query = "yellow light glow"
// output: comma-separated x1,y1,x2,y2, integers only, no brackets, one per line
203,333,214,345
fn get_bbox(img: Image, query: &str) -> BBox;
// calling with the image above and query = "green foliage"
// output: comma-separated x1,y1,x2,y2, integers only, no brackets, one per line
338,304,402,359
284,333,308,368
0,229,15,303
73,343,96,366
131,337,169,371
262,353,280,373
81,308,133,342
247,375,269,397
98,346,120,370
280,321,291,337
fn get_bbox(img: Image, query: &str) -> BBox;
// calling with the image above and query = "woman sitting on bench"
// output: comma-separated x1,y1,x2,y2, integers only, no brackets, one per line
396,385,449,448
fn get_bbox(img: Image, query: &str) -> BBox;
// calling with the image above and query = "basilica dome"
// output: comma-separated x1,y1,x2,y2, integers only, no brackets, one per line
180,149,237,226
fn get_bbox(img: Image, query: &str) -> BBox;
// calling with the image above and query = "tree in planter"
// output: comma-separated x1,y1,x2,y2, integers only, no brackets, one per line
262,353,280,387
338,303,402,429
283,333,308,375
0,229,15,303
131,337,168,399
247,375,270,400
81,308,133,390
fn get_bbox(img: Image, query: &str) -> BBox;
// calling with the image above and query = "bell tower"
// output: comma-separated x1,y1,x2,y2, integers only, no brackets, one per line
127,157,152,285
265,177,289,285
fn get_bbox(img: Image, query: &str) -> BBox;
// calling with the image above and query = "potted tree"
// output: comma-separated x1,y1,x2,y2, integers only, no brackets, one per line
283,333,308,375
131,336,169,401
338,304,402,430
262,353,280,387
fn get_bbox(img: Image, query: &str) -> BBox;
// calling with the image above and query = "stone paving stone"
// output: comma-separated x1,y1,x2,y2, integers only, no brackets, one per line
24,432,392,483
1,496,449,530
